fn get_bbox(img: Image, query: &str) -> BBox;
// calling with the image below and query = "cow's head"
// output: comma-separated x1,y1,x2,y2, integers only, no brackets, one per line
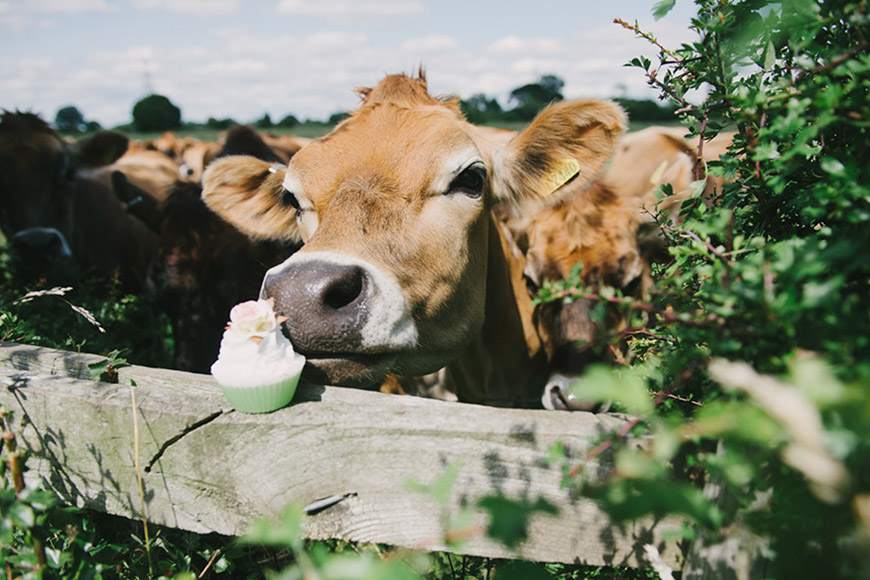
203,72,625,388
0,111,129,238
507,181,648,410
0,110,134,278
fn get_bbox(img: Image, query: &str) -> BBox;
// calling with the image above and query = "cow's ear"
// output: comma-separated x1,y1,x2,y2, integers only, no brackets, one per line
75,131,130,168
493,100,626,212
202,155,301,242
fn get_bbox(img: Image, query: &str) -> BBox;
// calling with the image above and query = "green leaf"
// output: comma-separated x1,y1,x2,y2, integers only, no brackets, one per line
478,494,558,549
615,447,666,479
820,157,846,177
87,359,110,379
8,502,36,528
763,39,776,69
565,365,655,415
406,461,462,505
241,504,303,547
652,0,676,20
594,479,723,529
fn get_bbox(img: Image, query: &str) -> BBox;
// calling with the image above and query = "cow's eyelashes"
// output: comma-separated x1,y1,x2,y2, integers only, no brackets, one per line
448,165,486,197
280,188,302,216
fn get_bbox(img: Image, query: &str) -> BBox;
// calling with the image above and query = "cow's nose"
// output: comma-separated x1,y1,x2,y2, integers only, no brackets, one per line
321,264,365,311
263,260,369,353
11,227,73,258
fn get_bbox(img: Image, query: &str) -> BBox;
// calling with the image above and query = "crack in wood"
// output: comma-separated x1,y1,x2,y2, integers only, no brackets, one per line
144,411,223,473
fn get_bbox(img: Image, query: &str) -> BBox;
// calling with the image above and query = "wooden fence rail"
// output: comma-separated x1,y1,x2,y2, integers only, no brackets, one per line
0,342,684,570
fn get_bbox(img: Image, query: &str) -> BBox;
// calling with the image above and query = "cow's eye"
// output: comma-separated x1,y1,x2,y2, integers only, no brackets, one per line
448,165,486,198
281,188,301,214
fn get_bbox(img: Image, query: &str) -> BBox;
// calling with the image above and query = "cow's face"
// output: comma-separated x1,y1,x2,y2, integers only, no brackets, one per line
0,111,128,244
0,112,75,237
203,73,625,388
518,182,647,376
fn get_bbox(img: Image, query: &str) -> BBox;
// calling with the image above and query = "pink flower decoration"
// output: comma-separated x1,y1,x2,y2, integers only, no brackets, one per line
228,298,283,339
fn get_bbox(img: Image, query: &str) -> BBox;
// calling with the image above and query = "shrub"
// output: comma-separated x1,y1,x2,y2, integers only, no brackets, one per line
537,1,870,578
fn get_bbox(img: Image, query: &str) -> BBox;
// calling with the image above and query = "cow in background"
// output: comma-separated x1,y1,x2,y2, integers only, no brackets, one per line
514,126,736,409
261,133,312,162
147,124,302,372
0,110,158,290
202,71,626,406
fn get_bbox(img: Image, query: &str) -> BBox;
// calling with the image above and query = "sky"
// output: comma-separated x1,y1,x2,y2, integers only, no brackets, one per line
0,0,700,128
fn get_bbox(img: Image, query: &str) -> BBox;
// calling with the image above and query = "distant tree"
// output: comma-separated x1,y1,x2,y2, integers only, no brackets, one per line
508,74,565,121
84,120,103,132
206,117,236,130
132,94,181,132
277,114,300,128
328,111,350,125
461,94,503,124
538,74,565,99
54,105,87,133
255,113,273,129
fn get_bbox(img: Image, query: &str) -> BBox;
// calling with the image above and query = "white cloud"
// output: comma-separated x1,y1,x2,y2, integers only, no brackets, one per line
29,0,114,12
0,1,26,30
400,35,460,52
276,0,426,22
486,36,562,56
88,45,159,64
130,0,239,14
200,58,268,75
1,0,113,31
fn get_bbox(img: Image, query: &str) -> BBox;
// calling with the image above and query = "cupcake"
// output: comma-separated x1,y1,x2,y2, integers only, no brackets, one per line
211,298,305,413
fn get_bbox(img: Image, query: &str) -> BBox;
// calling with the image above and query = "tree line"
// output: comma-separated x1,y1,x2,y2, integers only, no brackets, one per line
54,74,677,135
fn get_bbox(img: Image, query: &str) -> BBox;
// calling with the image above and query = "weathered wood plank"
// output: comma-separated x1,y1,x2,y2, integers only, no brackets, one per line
0,342,683,568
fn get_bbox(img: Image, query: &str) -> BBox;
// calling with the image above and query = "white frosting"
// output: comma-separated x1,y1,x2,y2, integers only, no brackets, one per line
210,299,305,388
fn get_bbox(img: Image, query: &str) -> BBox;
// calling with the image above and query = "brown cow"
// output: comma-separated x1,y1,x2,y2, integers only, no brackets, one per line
262,133,312,162
202,71,626,406
0,111,158,289
179,140,223,182
517,127,736,409
507,181,647,410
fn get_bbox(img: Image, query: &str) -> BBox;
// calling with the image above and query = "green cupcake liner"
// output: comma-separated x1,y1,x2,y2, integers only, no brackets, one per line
219,375,300,414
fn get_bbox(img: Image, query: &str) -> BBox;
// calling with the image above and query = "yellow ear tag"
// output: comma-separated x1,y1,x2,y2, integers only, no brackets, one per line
543,158,581,197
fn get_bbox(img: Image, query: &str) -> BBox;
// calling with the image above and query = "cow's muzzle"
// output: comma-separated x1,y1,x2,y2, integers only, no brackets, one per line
261,251,418,387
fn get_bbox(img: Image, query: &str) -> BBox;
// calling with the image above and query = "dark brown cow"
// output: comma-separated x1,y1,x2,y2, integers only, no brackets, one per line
147,124,301,372
0,111,158,289
201,72,626,406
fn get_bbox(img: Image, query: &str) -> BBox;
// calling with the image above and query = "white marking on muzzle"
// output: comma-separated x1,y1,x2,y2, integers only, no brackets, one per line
262,250,419,351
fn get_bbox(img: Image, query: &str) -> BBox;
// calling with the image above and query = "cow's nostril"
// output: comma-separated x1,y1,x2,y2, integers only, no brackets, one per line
323,266,365,311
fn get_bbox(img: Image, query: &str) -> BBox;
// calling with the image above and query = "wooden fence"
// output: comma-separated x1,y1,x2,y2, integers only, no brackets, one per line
0,342,686,570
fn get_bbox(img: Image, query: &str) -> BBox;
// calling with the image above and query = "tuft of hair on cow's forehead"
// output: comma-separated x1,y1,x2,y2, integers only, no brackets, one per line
352,72,462,117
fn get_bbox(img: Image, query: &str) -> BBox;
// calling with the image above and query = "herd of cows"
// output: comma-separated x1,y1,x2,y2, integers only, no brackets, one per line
0,71,731,411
